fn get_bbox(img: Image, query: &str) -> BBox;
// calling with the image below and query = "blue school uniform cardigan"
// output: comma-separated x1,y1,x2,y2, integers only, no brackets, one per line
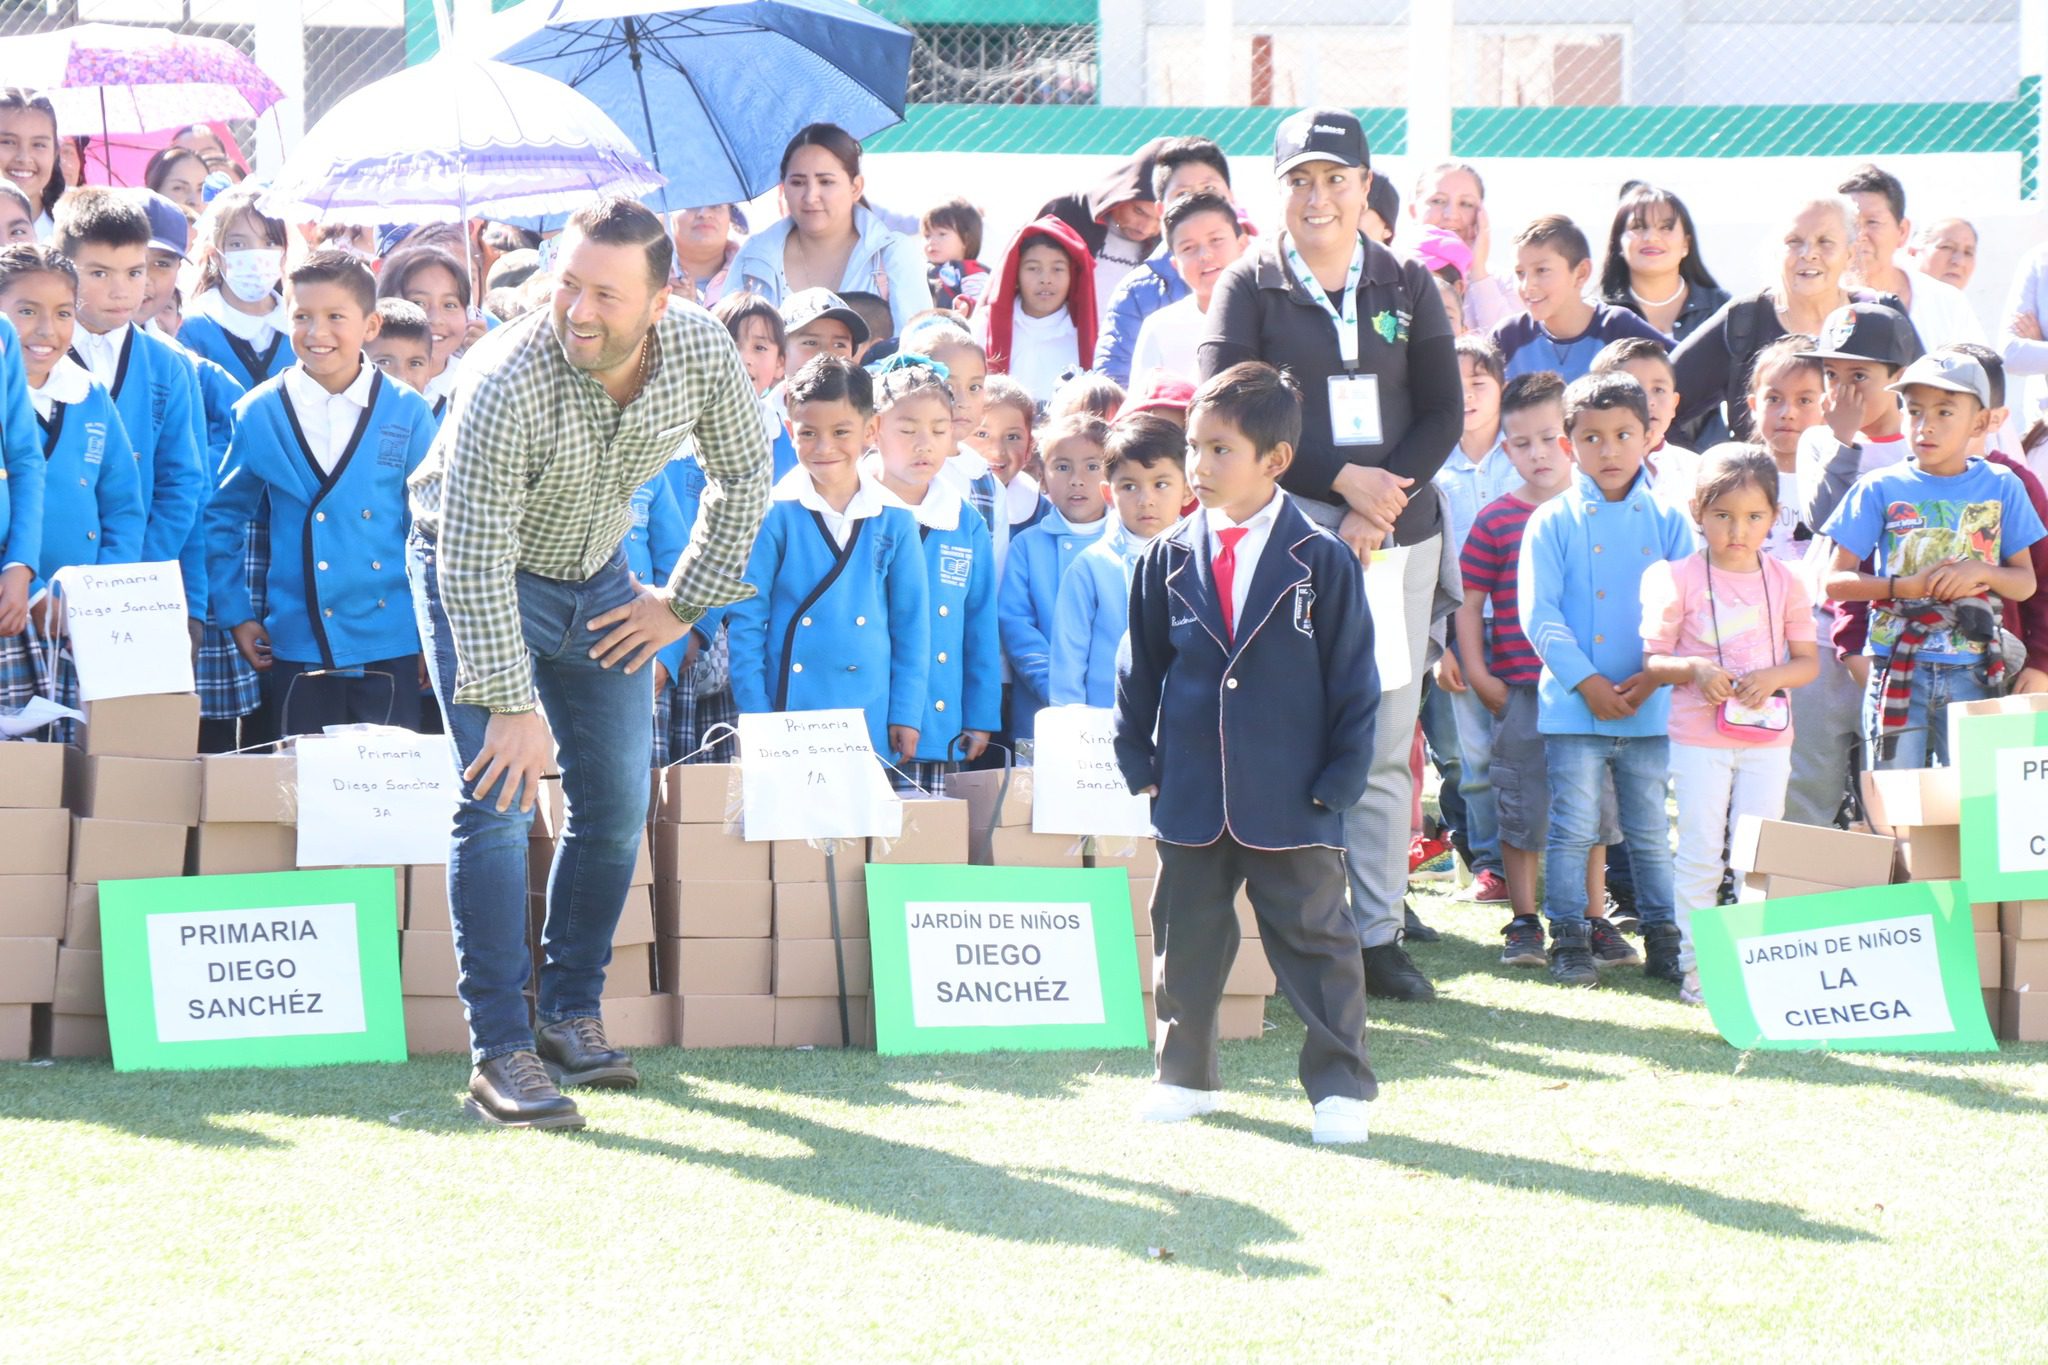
34,379,144,589
623,472,697,681
75,325,202,563
910,505,1001,760
726,491,930,757
176,307,293,392
206,367,437,668
172,348,244,618
1517,466,1696,737
0,315,47,576
1114,494,1380,851
997,506,1108,739
1050,516,1149,707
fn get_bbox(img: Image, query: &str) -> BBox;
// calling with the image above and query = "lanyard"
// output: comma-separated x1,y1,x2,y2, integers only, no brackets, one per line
1283,233,1365,371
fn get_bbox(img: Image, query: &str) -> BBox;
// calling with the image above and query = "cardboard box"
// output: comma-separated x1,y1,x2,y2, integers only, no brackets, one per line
945,768,1033,830
1088,835,1160,878
1974,901,2003,932
630,831,653,887
773,881,869,939
772,836,867,883
660,880,773,939
1236,884,1257,935
52,947,102,1014
403,995,469,1054
1128,875,1154,935
870,797,970,865
1982,987,2001,1036
0,742,65,808
189,821,297,876
2002,901,2048,939
1948,691,2048,761
678,993,775,1048
976,825,1084,867
1894,825,1961,882
1858,766,1962,834
660,937,771,996
602,944,655,997
0,808,70,876
199,753,297,823
1224,939,1278,996
78,692,200,760
1219,994,1267,1040
0,1002,28,1060
2002,935,2048,989
774,994,870,1048
656,822,770,883
1978,930,2004,988
652,762,738,826
774,936,872,996
0,875,66,939
0,937,58,1003
1133,935,1154,990
1728,816,1894,888
407,865,449,932
71,817,188,884
63,883,99,949
601,992,674,1048
400,930,457,996
1740,872,1850,901
45,1010,109,1058
612,885,656,947
65,753,200,826
2001,987,2048,1043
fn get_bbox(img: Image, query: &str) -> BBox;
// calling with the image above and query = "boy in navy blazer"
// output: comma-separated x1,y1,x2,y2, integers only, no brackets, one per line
1114,362,1379,1145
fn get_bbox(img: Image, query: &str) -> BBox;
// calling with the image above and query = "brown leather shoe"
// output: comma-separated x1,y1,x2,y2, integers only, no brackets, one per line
536,1015,640,1089
466,1050,585,1129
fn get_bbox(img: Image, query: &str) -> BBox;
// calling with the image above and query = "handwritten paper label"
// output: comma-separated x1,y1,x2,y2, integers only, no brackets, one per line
1031,705,1152,837
294,731,461,867
737,709,903,842
53,561,194,700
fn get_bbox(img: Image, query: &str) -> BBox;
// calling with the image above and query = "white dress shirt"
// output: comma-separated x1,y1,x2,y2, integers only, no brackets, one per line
28,354,92,420
186,286,289,345
774,463,889,549
1203,484,1287,631
282,359,377,475
71,322,127,392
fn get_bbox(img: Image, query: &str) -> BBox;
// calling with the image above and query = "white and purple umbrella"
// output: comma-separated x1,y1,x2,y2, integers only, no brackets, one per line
0,23,285,134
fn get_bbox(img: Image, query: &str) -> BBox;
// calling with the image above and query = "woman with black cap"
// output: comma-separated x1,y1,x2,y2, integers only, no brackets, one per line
1198,107,1463,1003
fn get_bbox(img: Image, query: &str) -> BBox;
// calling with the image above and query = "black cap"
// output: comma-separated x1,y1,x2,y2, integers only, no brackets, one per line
1274,108,1368,177
1800,302,1920,367
1366,173,1400,234
780,287,869,348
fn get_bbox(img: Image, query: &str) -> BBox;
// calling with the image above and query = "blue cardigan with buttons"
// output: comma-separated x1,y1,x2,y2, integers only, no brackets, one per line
176,309,293,392
1114,494,1380,850
623,472,697,681
34,380,144,589
910,508,1001,760
1050,516,1148,707
1518,466,1696,736
0,315,47,575
80,325,203,564
727,495,930,757
998,507,1108,739
207,366,437,668
172,347,245,619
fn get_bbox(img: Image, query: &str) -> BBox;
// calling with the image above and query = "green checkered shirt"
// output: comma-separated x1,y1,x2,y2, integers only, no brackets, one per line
408,306,770,713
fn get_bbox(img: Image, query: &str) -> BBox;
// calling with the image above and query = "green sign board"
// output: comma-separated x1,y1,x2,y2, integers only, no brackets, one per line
865,864,1147,1056
1693,881,1995,1053
100,869,406,1073
1957,708,2048,902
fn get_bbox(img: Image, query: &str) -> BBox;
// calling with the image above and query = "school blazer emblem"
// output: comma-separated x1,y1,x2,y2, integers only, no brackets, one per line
1292,583,1315,637
938,541,973,588
83,420,106,464
377,425,410,469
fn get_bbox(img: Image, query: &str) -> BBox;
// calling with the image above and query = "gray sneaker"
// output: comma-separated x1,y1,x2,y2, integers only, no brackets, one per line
1589,917,1643,970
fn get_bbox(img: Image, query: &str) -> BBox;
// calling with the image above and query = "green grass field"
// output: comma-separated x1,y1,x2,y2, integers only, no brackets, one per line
5,887,2045,1361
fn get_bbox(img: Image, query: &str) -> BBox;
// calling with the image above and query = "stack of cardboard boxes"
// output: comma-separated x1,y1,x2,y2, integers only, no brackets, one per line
1993,901,2047,1042
651,762,775,1046
0,741,69,1061
772,834,873,1047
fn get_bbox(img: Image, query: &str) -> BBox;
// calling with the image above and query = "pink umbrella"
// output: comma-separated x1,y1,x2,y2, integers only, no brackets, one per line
0,23,285,136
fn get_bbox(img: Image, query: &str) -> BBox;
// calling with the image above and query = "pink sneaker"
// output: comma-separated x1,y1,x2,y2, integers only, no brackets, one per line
1467,869,1510,903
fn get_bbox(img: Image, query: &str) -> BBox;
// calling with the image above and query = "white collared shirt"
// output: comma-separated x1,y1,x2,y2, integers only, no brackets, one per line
28,354,93,420
282,359,377,475
424,358,463,406
71,323,128,392
187,287,288,344
1004,471,1042,526
773,463,889,549
1203,484,1287,630
862,454,963,531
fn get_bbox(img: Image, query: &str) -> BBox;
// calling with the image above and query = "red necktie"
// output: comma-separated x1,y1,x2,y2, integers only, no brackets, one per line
1214,526,1249,639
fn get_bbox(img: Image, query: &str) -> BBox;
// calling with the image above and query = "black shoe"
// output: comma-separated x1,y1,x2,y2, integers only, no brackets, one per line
1642,923,1684,984
536,1015,640,1089
1605,892,1641,934
1402,903,1441,943
1500,915,1546,967
1364,942,1436,1002
1589,917,1643,970
1547,921,1599,988
466,1050,585,1129
1716,866,1739,907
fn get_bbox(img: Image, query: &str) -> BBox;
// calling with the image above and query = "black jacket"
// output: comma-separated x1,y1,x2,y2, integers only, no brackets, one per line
1037,137,1171,260
1196,234,1461,545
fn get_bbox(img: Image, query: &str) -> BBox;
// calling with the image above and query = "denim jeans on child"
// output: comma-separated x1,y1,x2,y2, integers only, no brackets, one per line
1859,658,1992,770
408,530,654,1063
1542,733,1675,927
1441,678,1504,877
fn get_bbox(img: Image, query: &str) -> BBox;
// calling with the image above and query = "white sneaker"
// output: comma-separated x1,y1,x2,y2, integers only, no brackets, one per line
1311,1095,1371,1145
1137,1083,1221,1124
1680,969,1704,1006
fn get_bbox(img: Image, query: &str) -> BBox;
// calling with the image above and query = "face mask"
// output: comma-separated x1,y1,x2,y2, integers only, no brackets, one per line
221,248,283,303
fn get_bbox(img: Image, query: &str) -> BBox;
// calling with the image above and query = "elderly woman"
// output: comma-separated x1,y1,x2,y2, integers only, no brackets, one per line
1671,195,1912,446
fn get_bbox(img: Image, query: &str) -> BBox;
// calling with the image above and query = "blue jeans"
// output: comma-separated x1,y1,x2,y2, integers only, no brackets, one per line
1542,733,1675,927
1441,678,1503,876
1860,657,1992,770
1417,674,1467,843
408,531,654,1063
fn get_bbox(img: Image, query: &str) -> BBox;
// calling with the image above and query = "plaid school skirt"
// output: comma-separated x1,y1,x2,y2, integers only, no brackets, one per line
0,616,82,741
196,520,267,722
896,758,957,796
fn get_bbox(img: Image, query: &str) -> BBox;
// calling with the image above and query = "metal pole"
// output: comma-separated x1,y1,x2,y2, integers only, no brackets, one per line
1202,0,1233,104
1406,0,1456,168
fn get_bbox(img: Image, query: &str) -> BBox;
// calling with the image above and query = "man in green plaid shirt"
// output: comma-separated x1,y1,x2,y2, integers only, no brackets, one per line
407,197,769,1130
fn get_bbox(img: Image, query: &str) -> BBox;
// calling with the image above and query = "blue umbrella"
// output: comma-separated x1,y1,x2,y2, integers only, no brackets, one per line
489,0,913,210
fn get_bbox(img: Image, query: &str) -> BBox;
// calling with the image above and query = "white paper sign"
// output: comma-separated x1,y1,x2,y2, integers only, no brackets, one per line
737,709,903,842
1736,913,1952,1043
1365,544,1412,692
294,731,461,867
148,902,366,1043
1993,746,2048,873
904,899,1106,1029
53,561,194,700
1031,705,1152,837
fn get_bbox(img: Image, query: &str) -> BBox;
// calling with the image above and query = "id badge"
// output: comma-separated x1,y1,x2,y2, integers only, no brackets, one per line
1328,374,1382,446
